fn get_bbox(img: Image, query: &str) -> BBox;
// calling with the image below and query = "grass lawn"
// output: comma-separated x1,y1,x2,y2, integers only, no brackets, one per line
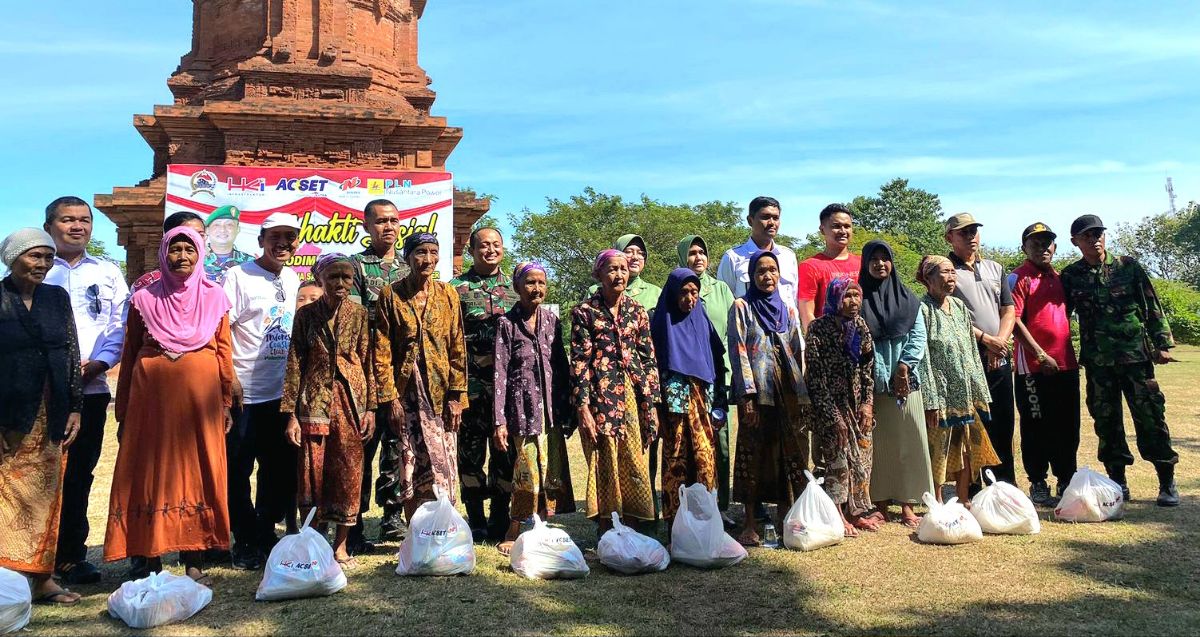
26,347,1200,636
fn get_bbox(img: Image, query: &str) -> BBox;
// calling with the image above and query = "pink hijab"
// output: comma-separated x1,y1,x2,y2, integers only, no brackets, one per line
131,226,232,353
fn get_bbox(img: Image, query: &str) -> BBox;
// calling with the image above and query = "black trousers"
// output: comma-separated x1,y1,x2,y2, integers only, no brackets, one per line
1015,369,1081,485
55,392,110,566
982,360,1016,484
227,399,296,549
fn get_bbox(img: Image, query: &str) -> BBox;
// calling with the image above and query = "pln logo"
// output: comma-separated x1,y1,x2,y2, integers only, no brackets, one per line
367,178,414,195
190,169,218,197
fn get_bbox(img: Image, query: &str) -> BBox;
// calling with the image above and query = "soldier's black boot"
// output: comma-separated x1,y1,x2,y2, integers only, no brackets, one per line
1105,464,1131,502
465,499,488,541
1155,463,1180,507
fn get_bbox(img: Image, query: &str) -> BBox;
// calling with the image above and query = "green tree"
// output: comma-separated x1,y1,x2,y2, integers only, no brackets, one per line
848,178,946,256
1111,203,1200,287
86,237,127,275
508,188,798,313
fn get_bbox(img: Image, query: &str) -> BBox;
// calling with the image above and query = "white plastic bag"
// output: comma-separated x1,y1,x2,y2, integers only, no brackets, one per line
1055,466,1125,522
917,493,983,545
597,512,670,574
510,514,589,580
783,470,845,551
256,508,347,601
107,571,212,629
669,484,747,568
0,567,31,634
396,489,476,576
970,469,1041,535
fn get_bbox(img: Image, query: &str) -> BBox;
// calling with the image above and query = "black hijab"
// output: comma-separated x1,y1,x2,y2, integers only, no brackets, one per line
858,240,919,341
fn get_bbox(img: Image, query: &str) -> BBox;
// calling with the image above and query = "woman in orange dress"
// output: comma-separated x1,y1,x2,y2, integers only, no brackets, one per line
104,227,235,584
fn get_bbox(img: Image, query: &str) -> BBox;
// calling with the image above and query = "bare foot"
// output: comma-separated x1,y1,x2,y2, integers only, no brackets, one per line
842,521,859,538
851,515,882,532
497,541,515,557
737,529,762,547
185,567,213,588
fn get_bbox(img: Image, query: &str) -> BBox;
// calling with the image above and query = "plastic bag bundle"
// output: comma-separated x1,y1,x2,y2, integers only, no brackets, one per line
107,571,212,629
396,489,476,576
669,484,748,568
1054,467,1125,523
0,567,31,634
782,470,845,551
597,512,670,574
256,508,347,601
917,493,983,545
970,469,1041,535
510,514,589,580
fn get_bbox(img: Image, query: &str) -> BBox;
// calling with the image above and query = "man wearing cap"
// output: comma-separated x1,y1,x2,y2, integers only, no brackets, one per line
944,212,1017,485
222,212,304,568
450,227,520,540
1060,214,1179,506
42,196,128,585
349,199,411,548
204,205,253,283
1008,223,1080,507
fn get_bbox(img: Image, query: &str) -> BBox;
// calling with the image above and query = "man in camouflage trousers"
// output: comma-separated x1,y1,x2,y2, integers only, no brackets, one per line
1061,214,1179,506
349,199,411,549
451,227,520,539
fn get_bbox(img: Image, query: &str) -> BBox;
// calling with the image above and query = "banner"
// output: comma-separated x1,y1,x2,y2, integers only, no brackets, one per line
165,164,454,280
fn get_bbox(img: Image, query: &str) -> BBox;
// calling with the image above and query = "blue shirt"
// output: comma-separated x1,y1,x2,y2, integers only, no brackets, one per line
872,312,926,396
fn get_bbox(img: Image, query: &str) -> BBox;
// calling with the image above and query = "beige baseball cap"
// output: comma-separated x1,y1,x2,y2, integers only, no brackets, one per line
945,212,982,232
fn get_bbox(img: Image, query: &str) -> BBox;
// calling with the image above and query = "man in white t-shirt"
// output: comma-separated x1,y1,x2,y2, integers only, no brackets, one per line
222,212,302,569
717,195,799,311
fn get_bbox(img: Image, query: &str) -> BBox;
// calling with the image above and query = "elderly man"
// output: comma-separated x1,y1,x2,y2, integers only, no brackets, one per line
450,227,520,539
944,212,1017,486
1060,214,1179,506
43,196,127,585
204,205,253,283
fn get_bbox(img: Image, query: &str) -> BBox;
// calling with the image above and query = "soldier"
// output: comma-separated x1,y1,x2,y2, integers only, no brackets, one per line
349,199,411,549
451,227,520,539
1060,214,1179,506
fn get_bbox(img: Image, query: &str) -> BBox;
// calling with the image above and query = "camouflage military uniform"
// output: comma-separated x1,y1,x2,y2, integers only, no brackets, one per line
1061,252,1178,467
451,269,520,528
203,247,253,284
349,248,411,537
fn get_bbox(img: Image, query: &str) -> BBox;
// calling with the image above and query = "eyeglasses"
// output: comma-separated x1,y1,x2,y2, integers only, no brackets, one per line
272,277,286,303
85,284,102,316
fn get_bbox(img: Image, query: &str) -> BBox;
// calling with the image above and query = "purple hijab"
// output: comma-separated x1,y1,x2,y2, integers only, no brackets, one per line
743,250,790,334
651,268,718,384
823,276,865,364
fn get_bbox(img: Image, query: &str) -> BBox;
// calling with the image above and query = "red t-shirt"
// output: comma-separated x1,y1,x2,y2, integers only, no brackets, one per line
797,253,861,316
1010,261,1079,374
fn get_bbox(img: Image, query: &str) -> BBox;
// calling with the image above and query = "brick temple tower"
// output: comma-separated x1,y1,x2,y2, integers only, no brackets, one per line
95,0,488,280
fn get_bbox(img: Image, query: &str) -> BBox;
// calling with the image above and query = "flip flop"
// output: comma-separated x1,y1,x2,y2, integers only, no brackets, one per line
336,556,359,570
901,516,922,529
497,541,515,557
34,589,81,606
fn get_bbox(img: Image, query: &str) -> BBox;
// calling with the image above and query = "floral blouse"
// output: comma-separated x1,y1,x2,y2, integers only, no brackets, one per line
494,305,575,437
374,278,468,414
727,298,808,406
569,292,661,440
281,299,377,435
917,295,992,427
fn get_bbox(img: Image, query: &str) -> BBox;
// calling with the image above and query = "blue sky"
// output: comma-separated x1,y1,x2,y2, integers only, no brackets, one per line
1,0,1197,257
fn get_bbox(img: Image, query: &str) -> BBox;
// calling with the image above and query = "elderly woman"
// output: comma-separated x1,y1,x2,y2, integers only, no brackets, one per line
806,277,877,537
571,249,660,533
283,254,376,567
493,261,576,554
916,255,1001,504
105,227,234,585
0,228,83,605
374,233,467,521
860,240,933,528
728,251,809,547
677,235,737,520
651,267,728,528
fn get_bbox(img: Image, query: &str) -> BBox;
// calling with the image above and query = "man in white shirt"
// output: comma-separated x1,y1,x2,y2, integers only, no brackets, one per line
717,195,799,311
223,212,302,569
43,196,128,586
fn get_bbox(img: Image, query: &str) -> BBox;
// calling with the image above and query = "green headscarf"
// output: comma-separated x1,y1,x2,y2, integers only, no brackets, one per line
675,235,735,379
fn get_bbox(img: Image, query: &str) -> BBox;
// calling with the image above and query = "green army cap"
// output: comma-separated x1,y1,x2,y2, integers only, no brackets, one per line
205,205,241,226
945,212,982,233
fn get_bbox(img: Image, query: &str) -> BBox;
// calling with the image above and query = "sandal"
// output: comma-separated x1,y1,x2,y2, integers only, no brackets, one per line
497,541,515,557
901,515,922,529
736,530,762,547
335,556,359,570
34,588,81,606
